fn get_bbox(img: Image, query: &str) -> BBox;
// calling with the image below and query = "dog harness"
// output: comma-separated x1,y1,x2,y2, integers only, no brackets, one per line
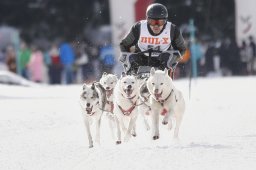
156,89,174,106
118,94,138,116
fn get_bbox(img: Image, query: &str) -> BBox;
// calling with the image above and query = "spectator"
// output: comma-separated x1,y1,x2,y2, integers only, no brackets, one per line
5,45,17,73
28,46,44,83
248,36,256,74
219,38,232,76
75,43,94,83
18,41,31,79
99,43,115,74
49,44,62,84
88,45,99,81
239,40,250,75
59,41,75,84
205,42,219,75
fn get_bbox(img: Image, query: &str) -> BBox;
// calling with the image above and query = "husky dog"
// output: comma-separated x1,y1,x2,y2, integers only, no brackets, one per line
99,72,118,114
147,68,185,140
79,82,105,148
113,73,140,144
99,72,118,138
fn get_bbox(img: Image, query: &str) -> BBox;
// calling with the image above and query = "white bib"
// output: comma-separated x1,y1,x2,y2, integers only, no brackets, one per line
138,20,172,57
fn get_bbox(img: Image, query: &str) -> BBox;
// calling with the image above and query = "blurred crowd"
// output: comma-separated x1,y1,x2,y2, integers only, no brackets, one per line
175,35,256,78
0,35,255,84
0,40,116,84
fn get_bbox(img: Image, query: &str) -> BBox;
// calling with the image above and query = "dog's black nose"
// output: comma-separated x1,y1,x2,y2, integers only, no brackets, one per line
86,103,90,107
127,85,132,89
154,89,159,93
106,87,110,90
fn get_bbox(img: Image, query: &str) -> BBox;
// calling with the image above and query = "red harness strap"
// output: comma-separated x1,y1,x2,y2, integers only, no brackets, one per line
118,102,136,116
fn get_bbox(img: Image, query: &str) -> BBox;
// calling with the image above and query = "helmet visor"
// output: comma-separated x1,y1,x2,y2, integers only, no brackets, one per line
147,19,166,26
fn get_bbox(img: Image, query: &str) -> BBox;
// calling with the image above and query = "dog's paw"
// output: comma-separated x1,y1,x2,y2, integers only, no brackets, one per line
162,120,168,125
131,129,136,137
116,141,121,145
153,136,159,140
131,133,137,137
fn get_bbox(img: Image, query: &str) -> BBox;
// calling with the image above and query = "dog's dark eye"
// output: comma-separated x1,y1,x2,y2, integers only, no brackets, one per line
111,82,113,84
160,83,163,85
124,81,127,84
91,96,94,99
132,82,135,84
152,83,155,85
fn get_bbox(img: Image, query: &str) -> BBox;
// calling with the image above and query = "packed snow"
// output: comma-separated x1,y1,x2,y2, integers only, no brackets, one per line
0,76,256,170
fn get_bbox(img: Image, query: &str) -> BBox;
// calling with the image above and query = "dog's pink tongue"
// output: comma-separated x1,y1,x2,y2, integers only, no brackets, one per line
126,89,132,96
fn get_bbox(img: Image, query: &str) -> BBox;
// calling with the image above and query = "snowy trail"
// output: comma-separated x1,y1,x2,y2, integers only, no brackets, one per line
0,77,256,170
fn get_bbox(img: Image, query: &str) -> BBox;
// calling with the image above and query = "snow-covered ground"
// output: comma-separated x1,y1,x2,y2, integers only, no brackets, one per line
0,76,256,170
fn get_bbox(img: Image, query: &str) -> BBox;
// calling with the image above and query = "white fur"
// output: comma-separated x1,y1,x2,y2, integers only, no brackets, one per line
99,72,118,139
146,68,185,140
113,73,140,144
79,82,104,148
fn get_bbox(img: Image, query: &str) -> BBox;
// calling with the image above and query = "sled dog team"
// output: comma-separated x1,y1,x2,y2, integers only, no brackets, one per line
79,68,185,148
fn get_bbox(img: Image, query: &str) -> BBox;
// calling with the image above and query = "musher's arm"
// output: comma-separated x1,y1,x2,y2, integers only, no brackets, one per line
170,24,186,60
120,22,141,52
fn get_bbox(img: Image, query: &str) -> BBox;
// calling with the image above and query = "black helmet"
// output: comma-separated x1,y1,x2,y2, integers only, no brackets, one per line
146,3,168,19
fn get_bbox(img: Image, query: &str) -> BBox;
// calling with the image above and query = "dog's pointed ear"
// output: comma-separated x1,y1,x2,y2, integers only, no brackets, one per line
164,68,168,75
82,84,86,90
91,81,96,90
103,72,107,77
150,67,155,76
121,72,126,78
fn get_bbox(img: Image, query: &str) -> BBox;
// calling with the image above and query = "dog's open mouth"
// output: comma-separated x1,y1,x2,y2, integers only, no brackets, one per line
86,105,93,114
124,89,133,97
154,91,163,100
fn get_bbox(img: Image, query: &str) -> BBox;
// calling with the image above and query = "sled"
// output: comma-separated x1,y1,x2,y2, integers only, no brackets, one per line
120,48,182,80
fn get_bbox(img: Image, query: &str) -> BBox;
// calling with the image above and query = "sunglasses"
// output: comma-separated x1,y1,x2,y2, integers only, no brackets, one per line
147,19,166,26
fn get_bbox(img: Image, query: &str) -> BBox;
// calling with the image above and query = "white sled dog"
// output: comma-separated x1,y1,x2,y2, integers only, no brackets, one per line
99,72,118,138
147,68,185,140
113,73,140,144
79,82,105,148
